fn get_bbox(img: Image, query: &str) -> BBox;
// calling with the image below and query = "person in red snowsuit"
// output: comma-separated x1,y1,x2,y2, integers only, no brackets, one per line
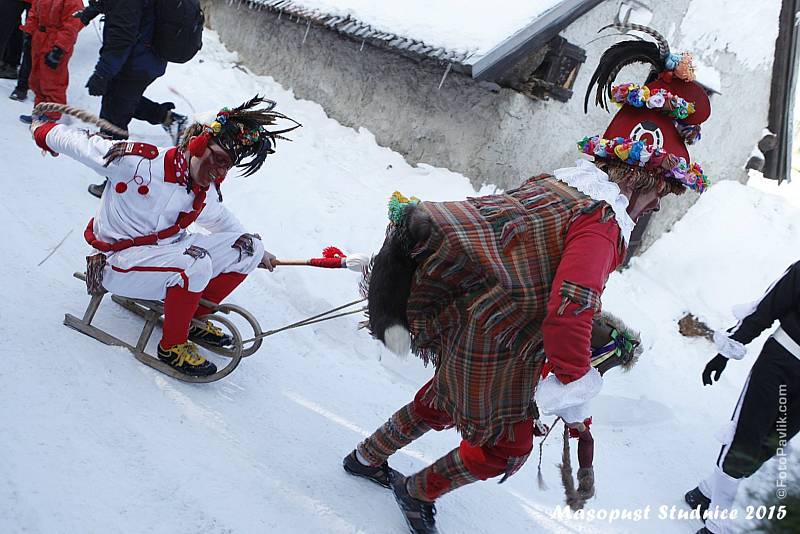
21,0,84,121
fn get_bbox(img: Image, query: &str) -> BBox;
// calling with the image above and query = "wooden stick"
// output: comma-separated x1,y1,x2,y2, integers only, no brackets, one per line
273,260,310,265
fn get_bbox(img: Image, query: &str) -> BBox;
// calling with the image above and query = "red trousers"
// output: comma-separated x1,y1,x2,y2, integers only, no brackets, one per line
358,379,535,501
411,380,535,480
160,272,247,349
29,32,72,119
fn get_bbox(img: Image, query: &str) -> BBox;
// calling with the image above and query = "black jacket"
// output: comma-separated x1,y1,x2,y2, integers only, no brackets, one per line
94,0,166,80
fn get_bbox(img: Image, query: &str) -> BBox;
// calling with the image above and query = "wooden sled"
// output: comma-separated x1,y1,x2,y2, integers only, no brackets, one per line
64,272,264,383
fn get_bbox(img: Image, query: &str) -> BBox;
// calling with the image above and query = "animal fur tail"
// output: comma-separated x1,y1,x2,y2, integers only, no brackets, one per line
363,204,431,356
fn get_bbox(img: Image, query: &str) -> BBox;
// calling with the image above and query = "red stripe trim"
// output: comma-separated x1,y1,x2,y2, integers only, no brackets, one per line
34,122,59,155
111,265,189,287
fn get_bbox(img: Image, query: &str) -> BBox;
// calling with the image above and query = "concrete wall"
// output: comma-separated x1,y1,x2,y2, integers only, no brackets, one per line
203,0,775,250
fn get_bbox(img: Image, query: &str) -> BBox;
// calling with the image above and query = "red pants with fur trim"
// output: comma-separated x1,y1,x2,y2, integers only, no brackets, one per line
358,380,534,501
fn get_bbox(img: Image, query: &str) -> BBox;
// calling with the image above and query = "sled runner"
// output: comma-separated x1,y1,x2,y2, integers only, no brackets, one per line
64,272,263,383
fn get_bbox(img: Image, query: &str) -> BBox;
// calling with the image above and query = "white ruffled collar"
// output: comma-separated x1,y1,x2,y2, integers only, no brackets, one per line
553,160,635,245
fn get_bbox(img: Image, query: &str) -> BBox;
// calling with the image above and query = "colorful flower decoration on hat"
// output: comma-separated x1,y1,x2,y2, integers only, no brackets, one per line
577,135,710,193
665,51,696,82
611,83,695,120
203,107,261,146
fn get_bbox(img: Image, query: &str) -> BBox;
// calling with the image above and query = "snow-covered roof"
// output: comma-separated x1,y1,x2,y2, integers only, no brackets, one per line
245,0,602,79
280,0,566,59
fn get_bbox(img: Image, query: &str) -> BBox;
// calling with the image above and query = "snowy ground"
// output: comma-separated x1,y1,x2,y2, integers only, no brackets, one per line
0,29,797,534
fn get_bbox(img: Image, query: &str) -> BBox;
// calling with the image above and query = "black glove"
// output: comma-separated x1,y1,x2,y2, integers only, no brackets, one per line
702,353,728,386
44,47,64,69
86,72,109,96
73,5,103,26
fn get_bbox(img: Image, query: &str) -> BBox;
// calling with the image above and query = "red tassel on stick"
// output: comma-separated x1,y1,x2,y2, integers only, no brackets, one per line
322,246,345,259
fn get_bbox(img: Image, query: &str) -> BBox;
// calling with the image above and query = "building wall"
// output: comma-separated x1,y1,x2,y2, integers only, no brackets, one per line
203,0,776,251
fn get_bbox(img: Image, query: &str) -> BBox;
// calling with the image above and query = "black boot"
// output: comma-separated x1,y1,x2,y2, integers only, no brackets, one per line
391,475,438,534
19,114,32,124
88,179,108,198
157,341,217,377
162,111,188,145
342,450,399,489
685,486,711,516
9,86,27,101
695,528,712,534
189,320,234,348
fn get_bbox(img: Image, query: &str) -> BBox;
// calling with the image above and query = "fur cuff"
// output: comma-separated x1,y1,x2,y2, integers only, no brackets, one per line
535,367,602,421
713,331,746,360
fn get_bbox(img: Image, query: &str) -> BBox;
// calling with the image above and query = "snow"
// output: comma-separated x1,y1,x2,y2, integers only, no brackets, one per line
678,0,782,70
279,0,565,58
0,28,796,534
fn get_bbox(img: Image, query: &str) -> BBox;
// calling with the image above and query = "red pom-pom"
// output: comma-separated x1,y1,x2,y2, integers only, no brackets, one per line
322,246,345,259
115,182,127,193
137,185,149,195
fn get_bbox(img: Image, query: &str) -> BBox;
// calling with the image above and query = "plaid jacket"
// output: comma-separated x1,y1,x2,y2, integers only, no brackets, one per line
407,175,622,446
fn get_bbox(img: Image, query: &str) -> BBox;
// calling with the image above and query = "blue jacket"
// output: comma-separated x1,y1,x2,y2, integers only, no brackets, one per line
94,0,167,80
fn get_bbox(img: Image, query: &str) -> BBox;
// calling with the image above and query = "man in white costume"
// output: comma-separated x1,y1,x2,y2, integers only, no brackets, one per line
31,96,299,376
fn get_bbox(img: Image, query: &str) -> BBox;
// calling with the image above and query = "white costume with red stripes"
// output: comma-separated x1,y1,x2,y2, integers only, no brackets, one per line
41,124,264,300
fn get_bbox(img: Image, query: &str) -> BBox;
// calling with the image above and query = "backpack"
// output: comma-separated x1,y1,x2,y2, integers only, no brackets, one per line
152,0,204,64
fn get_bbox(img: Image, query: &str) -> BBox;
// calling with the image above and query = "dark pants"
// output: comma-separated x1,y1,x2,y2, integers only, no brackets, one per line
100,76,174,137
718,338,800,478
15,31,30,90
0,0,27,67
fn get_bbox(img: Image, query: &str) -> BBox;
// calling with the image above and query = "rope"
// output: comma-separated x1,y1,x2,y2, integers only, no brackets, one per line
240,298,366,344
536,417,561,490
32,102,129,138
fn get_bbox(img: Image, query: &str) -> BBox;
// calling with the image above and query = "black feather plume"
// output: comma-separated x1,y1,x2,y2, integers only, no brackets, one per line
215,95,302,177
583,39,662,113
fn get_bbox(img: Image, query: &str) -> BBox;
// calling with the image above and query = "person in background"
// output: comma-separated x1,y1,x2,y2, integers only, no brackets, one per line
684,261,800,534
81,0,188,198
18,0,84,123
9,27,32,101
0,0,31,81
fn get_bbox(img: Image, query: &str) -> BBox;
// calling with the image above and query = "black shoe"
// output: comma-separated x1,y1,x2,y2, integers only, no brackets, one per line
0,64,17,79
157,342,217,377
189,320,233,348
162,111,188,145
19,114,32,124
9,86,27,101
685,486,711,516
695,529,712,534
88,179,108,199
342,450,399,489
391,475,438,534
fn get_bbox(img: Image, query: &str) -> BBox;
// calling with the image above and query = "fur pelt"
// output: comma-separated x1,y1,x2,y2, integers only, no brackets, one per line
591,310,644,371
363,204,432,354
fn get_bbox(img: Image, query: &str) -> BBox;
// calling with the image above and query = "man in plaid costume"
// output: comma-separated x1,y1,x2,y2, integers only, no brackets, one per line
345,24,712,534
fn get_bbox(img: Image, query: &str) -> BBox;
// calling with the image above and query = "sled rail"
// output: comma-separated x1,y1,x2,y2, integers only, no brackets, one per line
64,272,262,383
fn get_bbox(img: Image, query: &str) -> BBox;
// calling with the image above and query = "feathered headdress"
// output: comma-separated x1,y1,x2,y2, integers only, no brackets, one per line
185,95,301,177
580,23,711,193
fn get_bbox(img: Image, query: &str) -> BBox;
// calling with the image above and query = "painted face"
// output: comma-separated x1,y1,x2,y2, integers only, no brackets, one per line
190,140,234,188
